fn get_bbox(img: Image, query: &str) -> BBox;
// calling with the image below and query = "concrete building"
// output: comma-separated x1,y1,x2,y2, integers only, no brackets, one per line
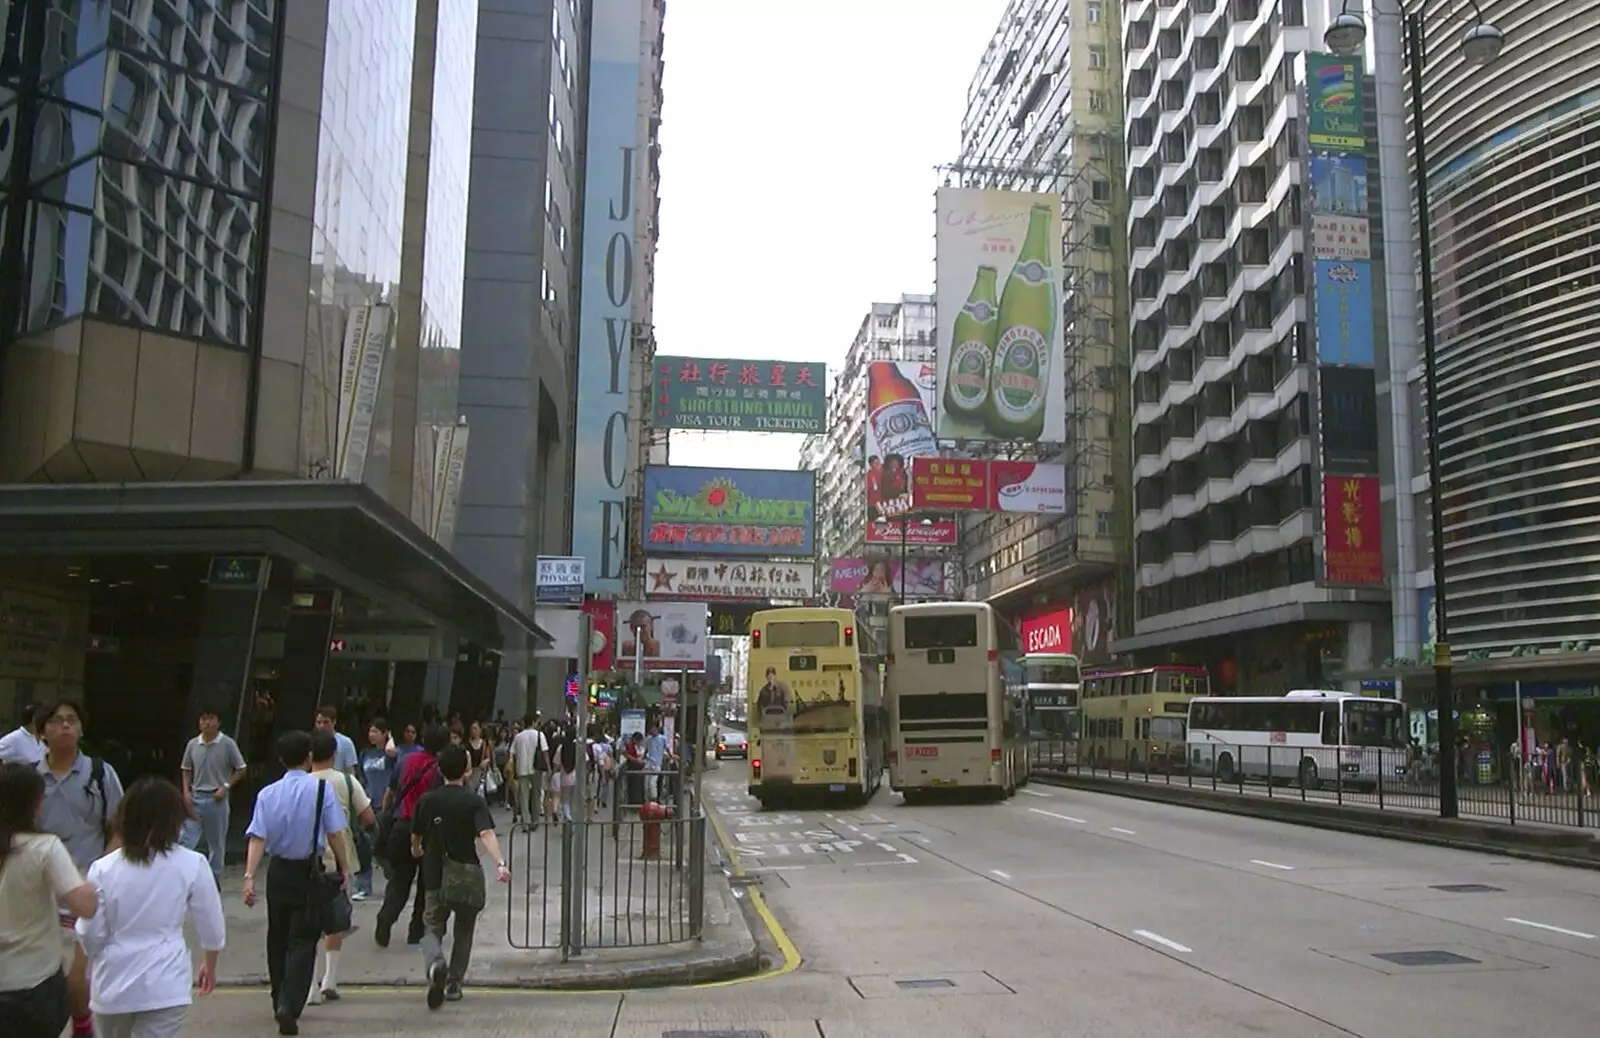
0,3,548,780
800,295,936,571
953,0,1130,666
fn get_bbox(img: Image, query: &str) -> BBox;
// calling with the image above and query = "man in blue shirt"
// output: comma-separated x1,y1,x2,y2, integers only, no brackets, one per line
644,722,670,801
243,730,352,1036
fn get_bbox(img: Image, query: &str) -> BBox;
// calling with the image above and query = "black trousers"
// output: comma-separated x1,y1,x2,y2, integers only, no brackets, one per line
265,856,320,1020
0,969,67,1038
377,821,427,939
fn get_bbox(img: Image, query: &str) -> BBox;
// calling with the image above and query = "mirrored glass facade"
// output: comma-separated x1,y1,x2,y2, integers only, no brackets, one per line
1,0,277,347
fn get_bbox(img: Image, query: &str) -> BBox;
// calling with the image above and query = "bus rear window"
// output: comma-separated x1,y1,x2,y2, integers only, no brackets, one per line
903,615,978,650
898,692,988,721
765,621,840,648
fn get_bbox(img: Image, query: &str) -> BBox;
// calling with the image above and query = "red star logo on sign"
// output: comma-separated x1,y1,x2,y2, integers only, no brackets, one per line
650,564,676,591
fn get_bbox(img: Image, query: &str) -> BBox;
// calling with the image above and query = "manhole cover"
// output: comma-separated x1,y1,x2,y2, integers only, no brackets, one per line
1372,950,1481,967
1431,883,1504,893
896,978,956,990
663,1032,771,1038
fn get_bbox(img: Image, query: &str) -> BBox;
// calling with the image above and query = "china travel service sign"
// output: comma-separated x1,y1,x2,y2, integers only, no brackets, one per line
645,558,816,600
642,466,816,557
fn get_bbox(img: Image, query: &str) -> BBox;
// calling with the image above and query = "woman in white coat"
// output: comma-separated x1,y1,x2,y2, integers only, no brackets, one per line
78,777,226,1038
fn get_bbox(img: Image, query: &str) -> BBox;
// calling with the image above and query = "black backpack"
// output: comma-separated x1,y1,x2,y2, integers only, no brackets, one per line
559,728,579,772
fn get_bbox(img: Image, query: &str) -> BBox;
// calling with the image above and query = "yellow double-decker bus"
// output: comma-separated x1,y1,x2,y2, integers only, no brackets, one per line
747,606,886,807
1080,665,1209,773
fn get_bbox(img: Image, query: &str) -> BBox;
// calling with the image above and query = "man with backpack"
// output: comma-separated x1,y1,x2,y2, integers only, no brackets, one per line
509,714,549,826
374,724,447,948
36,698,123,1038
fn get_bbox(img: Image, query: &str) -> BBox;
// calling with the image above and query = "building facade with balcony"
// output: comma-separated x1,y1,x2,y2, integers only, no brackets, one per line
1115,0,1394,690
954,0,1130,667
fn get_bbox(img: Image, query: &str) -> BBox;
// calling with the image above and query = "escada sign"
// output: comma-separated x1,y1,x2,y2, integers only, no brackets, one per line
1020,608,1072,655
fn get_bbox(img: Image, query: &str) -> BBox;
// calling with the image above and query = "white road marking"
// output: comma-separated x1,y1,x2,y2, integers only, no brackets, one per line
1135,930,1193,953
1250,859,1295,871
1506,917,1597,940
748,865,808,872
859,853,919,867
1111,827,1136,835
1030,808,1087,824
990,869,1012,880
877,842,897,852
1018,788,1052,797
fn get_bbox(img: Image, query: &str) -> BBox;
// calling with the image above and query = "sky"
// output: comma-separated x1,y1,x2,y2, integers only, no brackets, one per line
651,0,1012,473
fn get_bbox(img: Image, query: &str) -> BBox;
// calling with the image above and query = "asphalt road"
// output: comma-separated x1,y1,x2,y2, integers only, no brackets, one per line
185,761,1600,1036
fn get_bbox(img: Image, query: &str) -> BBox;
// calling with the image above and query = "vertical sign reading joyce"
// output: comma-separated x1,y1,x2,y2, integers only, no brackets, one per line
934,188,1067,444
1322,474,1383,586
653,356,827,433
1306,53,1364,154
570,0,643,594
864,360,958,546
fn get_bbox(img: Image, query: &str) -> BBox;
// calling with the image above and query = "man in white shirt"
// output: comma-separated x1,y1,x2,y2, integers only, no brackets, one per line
305,729,374,1003
0,701,46,765
509,714,549,825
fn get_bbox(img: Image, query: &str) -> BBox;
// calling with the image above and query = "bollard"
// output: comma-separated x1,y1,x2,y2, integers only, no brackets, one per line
640,799,668,859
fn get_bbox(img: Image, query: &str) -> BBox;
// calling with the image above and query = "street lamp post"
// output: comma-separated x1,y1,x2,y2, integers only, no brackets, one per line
1324,1,1504,820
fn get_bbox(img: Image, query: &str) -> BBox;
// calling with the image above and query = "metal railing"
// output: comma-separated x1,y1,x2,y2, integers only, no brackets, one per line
505,768,706,957
1028,739,1597,830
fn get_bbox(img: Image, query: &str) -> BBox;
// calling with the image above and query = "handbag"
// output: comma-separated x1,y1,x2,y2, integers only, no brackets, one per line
305,780,351,936
439,857,487,912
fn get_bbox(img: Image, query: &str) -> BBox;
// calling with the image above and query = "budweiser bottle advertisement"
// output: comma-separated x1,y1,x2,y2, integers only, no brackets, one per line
866,362,936,517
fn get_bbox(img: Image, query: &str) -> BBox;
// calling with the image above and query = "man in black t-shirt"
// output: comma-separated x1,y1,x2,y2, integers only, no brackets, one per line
410,744,510,1008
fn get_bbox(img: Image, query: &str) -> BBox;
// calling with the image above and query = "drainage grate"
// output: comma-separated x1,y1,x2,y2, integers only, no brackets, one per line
727,875,763,887
896,978,956,990
1372,950,1482,967
663,1032,772,1038
1431,883,1504,893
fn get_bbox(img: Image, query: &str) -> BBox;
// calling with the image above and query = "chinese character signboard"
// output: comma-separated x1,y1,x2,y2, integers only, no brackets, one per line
616,600,708,671
534,555,586,604
1322,475,1383,586
709,603,762,636
1313,259,1376,367
652,356,827,433
1309,153,1370,261
1306,53,1364,154
643,466,815,557
909,458,1069,513
646,558,816,600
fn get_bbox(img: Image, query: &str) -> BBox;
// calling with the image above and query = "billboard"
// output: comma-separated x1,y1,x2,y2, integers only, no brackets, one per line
865,516,959,547
864,360,959,547
580,599,616,671
616,600,709,671
829,557,947,599
533,556,585,605
1019,606,1071,655
1309,153,1370,261
1072,581,1116,666
1306,53,1365,154
570,0,643,592
934,188,1067,444
910,458,1069,513
1319,367,1380,472
651,356,826,433
642,466,815,557
1322,475,1384,586
646,558,816,600
1313,259,1375,367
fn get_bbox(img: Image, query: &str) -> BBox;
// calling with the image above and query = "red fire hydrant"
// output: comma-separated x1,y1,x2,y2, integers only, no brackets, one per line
639,799,671,859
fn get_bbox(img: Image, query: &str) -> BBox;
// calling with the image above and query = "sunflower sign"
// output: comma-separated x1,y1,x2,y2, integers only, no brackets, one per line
641,466,816,558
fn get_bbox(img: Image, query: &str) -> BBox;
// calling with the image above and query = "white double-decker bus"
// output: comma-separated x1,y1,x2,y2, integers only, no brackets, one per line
1024,652,1081,767
885,602,1029,802
1186,691,1410,789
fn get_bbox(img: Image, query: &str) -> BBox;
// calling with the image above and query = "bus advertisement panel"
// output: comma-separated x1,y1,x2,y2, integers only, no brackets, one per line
747,607,885,804
886,602,1029,801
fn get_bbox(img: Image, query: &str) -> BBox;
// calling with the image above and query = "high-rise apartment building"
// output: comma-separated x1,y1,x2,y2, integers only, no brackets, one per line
1116,0,1399,687
0,2,550,775
801,295,935,568
953,0,1129,663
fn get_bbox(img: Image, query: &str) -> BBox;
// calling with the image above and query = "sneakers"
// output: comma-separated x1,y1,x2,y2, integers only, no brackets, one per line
304,989,324,1007
445,981,463,1002
426,961,448,1010
350,890,368,902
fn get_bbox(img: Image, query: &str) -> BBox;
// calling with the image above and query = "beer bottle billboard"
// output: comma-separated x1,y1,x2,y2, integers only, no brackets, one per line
987,204,1055,440
934,188,1064,443
941,265,999,422
865,361,936,519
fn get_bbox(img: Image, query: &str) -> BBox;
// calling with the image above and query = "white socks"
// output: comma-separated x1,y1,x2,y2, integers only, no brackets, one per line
322,949,340,991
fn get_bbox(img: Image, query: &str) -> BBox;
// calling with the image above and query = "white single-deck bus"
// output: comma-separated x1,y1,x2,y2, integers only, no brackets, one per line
885,602,1029,801
1186,691,1409,789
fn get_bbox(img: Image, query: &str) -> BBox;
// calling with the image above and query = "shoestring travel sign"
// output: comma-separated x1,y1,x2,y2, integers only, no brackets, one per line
651,355,827,433
642,465,816,557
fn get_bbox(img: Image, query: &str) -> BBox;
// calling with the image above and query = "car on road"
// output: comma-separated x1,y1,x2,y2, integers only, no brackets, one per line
715,729,748,760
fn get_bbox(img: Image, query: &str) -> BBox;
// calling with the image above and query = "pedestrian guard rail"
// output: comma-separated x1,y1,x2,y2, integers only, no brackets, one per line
506,767,707,958
1028,739,1596,830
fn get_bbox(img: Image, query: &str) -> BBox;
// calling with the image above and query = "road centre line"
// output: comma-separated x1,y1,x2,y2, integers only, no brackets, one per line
1018,788,1052,797
1134,929,1193,953
1111,827,1136,835
990,869,1012,880
1249,859,1296,871
1506,917,1597,940
1030,807,1087,824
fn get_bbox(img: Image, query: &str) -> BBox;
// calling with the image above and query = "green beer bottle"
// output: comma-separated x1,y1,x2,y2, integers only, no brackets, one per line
942,265,999,424
986,203,1057,440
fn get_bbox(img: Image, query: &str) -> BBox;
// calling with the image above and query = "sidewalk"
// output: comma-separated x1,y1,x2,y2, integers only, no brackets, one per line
203,800,760,990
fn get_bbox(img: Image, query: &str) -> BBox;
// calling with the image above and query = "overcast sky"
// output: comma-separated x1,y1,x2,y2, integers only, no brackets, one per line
650,0,1010,473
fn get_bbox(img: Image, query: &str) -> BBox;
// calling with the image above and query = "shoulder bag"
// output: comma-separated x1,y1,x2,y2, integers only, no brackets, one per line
374,759,434,860
306,780,352,936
